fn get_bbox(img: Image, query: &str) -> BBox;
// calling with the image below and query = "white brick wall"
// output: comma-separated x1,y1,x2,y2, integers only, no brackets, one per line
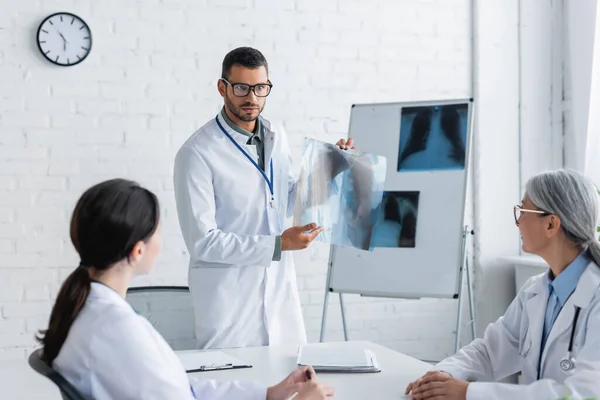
0,0,471,363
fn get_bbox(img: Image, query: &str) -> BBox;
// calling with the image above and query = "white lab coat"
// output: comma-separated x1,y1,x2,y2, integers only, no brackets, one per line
53,282,267,399
435,261,600,399
173,113,307,349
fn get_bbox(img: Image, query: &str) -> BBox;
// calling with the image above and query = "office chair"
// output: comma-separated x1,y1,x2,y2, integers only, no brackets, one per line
126,286,197,350
28,348,86,400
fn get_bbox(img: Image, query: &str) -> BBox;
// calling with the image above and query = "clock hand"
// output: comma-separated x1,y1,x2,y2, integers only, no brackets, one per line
57,31,68,51
58,31,68,44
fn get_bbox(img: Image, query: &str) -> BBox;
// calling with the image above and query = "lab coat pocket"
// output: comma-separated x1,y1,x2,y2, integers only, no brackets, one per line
191,267,240,327
518,320,532,357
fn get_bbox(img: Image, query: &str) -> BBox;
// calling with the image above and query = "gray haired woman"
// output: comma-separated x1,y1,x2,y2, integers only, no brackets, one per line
406,169,600,400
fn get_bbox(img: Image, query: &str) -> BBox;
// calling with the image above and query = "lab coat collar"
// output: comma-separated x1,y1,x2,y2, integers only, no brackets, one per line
570,261,600,308
216,112,252,145
548,250,590,306
88,281,133,312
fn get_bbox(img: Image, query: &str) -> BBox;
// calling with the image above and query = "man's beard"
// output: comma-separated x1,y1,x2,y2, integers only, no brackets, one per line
225,93,264,122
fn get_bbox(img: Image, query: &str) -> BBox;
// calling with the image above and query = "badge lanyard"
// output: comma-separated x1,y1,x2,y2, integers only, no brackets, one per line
215,116,275,207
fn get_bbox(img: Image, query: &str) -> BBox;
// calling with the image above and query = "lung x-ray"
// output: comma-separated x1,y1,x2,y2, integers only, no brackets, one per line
293,138,387,251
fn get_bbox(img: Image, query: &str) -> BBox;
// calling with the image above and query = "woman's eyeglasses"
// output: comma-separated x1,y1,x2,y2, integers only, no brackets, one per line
513,205,550,225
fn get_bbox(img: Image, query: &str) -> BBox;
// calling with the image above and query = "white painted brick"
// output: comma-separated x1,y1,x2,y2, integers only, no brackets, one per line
16,238,64,255
1,302,50,318
0,192,35,207
51,83,100,98
149,54,196,71
78,161,128,176
25,317,49,335
0,177,16,190
254,0,294,10
17,177,67,191
0,333,36,347
0,146,47,161
24,97,75,113
68,175,120,192
48,161,80,176
2,113,49,128
26,130,75,147
0,66,24,82
0,347,27,361
0,254,42,268
51,114,98,129
146,83,194,101
49,145,99,161
24,285,52,302
0,318,25,334
0,285,23,302
338,0,378,15
99,82,146,101
296,0,338,12
298,28,340,44
316,43,358,60
0,130,25,148
76,99,123,115
3,269,57,287
125,131,169,148
99,115,147,132
125,100,170,116
37,192,78,207
207,0,251,8
172,101,205,117
0,97,25,112
255,27,296,44
99,34,138,52
0,238,15,253
76,131,125,145
97,146,167,161
15,207,68,225
128,160,173,177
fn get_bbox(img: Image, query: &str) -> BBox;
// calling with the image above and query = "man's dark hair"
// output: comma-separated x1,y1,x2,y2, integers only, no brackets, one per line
221,47,269,80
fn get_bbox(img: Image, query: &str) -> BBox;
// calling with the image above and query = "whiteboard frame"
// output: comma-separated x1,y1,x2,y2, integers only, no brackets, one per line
327,98,475,299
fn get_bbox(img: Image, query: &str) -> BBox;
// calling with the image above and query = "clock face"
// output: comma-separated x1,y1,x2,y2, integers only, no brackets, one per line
37,12,92,67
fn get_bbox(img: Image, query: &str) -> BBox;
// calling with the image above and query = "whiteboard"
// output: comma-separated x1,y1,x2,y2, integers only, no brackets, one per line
329,99,474,299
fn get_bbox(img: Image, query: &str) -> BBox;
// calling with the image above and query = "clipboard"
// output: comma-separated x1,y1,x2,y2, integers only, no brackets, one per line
176,350,253,373
297,345,381,373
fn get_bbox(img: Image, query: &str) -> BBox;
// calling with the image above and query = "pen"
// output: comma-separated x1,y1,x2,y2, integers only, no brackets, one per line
305,369,312,380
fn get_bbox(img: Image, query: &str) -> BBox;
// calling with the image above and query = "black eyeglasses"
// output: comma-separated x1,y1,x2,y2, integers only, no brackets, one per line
221,79,273,97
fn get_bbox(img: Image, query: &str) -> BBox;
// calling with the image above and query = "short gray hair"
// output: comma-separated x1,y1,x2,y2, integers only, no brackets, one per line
525,169,600,267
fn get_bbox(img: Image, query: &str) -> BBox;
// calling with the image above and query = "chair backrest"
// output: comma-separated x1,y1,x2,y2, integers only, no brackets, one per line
125,286,197,350
28,348,87,400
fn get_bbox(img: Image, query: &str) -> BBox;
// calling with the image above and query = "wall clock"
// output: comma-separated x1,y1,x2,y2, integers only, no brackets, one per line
36,12,92,67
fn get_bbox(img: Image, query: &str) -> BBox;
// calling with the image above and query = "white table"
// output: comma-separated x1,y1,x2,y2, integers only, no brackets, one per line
182,341,432,400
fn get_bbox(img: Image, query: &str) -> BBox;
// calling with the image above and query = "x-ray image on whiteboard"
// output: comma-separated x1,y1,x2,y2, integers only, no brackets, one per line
370,191,420,248
294,138,387,251
397,103,468,172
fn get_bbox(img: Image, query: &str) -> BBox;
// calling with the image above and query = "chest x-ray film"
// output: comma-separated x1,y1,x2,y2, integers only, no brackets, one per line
397,103,468,172
293,138,387,251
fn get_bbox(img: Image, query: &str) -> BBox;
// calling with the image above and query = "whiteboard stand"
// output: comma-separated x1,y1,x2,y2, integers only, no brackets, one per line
319,225,476,354
454,225,476,353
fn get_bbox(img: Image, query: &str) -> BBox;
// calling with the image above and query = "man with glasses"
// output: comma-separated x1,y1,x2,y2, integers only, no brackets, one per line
174,47,355,349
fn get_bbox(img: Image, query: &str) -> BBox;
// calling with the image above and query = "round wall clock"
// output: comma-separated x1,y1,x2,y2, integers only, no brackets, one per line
37,12,92,67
